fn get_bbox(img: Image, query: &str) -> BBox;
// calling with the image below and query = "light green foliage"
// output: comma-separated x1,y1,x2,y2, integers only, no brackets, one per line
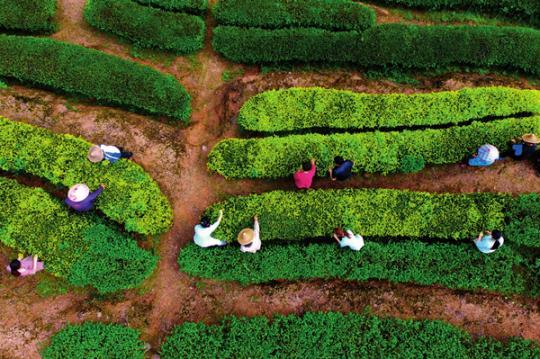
161,312,540,357
42,322,145,359
209,116,540,178
0,35,191,121
238,87,540,132
0,0,56,33
0,117,172,235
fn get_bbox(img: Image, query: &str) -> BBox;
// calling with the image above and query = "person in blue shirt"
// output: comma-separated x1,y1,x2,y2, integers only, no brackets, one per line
473,230,504,254
329,156,354,181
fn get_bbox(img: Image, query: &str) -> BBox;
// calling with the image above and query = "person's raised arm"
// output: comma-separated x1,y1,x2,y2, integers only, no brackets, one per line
208,209,224,232
86,184,105,202
475,232,484,242
328,168,336,181
32,255,38,273
333,234,341,244
309,159,317,175
253,215,260,236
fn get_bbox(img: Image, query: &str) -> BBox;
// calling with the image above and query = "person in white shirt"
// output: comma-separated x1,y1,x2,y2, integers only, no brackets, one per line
193,209,227,248
237,216,261,253
333,228,364,251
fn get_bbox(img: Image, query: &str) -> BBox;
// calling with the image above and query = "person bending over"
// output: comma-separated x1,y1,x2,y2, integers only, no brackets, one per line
193,209,227,248
88,144,133,164
474,230,504,254
65,183,105,212
329,156,354,181
237,215,261,253
6,255,44,277
333,228,364,251
294,159,316,189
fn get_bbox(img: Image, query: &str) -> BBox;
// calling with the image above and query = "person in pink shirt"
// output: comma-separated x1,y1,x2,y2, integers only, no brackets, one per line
294,159,316,189
6,255,44,277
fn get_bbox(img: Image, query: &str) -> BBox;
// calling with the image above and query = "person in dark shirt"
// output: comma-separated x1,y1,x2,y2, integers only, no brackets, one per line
509,133,539,160
65,183,105,212
328,156,354,181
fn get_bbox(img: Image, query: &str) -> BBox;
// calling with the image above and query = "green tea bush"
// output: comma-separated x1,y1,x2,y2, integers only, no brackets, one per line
0,35,191,121
505,194,540,248
368,0,540,28
161,312,540,357
238,87,540,132
179,242,535,294
0,0,56,33
209,116,540,178
0,117,173,235
200,188,510,242
0,177,157,293
213,0,375,31
135,0,208,14
85,0,205,54
42,322,145,359
213,24,540,75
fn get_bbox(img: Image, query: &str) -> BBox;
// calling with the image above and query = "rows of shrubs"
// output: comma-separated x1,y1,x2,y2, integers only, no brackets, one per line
0,177,157,294
209,116,540,178
367,0,540,28
212,0,376,31
0,117,173,235
0,35,191,121
84,0,205,54
135,0,208,14
160,312,540,357
213,24,540,74
0,0,57,33
238,87,540,132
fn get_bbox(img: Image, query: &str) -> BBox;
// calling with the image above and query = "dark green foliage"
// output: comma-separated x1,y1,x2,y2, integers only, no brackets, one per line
400,154,425,173
212,24,540,75
68,226,158,294
85,0,205,54
42,322,145,359
0,35,191,121
135,0,208,14
238,87,540,132
505,194,540,248
209,116,540,178
0,117,173,235
201,188,510,243
0,177,157,293
0,0,56,33
161,312,540,357
367,0,540,28
179,242,536,294
213,0,376,31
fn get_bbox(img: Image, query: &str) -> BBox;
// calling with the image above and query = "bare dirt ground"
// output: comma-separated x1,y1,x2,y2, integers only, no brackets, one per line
0,1,539,357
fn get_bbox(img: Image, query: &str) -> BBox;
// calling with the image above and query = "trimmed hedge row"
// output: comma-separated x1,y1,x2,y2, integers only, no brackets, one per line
0,177,157,293
212,24,540,75
209,116,540,178
135,0,207,14
212,0,376,31
161,312,540,357
368,0,540,28
178,242,537,294
238,87,540,132
0,35,191,121
85,0,205,54
505,194,540,248
0,0,56,33
201,188,509,243
42,322,145,359
0,117,173,235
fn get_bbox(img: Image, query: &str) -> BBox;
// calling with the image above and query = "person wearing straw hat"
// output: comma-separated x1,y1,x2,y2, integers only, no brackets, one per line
509,133,540,160
468,144,500,167
193,209,227,248
87,144,133,164
65,183,105,212
238,215,261,253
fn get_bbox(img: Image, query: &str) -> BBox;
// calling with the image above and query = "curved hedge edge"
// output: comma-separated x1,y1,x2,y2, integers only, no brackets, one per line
212,0,376,32
85,0,205,55
135,0,208,14
0,0,57,33
42,322,145,359
208,116,540,178
160,312,540,358
0,177,158,294
178,242,538,295
0,34,191,122
238,87,540,132
0,116,173,235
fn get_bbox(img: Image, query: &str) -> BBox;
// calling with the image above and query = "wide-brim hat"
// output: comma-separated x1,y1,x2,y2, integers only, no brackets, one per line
522,133,540,144
87,145,104,163
237,228,255,245
68,184,90,202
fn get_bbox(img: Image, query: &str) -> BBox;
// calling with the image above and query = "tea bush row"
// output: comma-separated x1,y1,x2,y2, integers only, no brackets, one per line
135,0,207,14
0,117,173,235
238,87,540,132
0,35,191,121
85,0,205,54
212,24,540,75
0,0,56,33
209,116,540,178
212,0,375,31
0,177,157,293
161,312,540,357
